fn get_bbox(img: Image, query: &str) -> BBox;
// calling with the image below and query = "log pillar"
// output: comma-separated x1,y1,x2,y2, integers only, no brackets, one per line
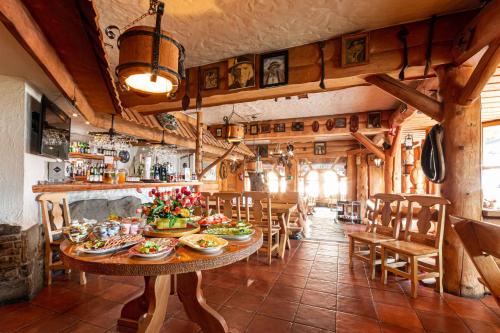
346,154,357,201
356,154,368,220
195,111,203,191
393,144,402,193
436,65,484,297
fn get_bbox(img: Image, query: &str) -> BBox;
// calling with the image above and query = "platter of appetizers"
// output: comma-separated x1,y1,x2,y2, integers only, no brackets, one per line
129,238,179,258
179,234,228,254
202,221,255,241
198,214,231,227
76,234,144,255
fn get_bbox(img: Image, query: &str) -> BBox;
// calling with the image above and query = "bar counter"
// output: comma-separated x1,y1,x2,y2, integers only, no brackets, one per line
32,181,202,193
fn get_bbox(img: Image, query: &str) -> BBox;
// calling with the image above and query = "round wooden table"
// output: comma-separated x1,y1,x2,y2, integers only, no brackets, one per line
60,229,263,333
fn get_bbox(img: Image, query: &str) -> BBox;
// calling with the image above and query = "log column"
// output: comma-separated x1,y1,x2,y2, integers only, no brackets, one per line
195,111,203,192
437,65,483,297
346,154,357,201
356,154,368,220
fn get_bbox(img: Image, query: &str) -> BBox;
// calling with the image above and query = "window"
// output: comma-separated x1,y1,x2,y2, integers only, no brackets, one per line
322,170,339,198
483,125,500,209
266,166,287,193
305,170,320,198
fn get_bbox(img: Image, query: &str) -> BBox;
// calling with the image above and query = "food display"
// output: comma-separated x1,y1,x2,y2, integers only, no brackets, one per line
198,213,230,226
77,234,144,254
92,221,121,239
179,234,228,253
129,238,179,258
203,221,254,240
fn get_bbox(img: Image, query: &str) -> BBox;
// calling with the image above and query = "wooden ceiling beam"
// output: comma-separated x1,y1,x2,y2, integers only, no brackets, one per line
452,0,500,65
365,74,443,122
126,10,477,114
459,39,500,105
350,132,385,160
0,0,96,123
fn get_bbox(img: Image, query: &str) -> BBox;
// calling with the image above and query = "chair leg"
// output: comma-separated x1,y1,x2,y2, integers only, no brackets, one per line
348,237,354,269
380,246,388,285
435,255,443,294
369,244,376,280
44,247,52,286
410,256,419,298
79,272,87,285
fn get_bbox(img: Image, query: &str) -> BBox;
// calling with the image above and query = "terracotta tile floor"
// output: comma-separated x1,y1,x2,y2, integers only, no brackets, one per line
1,212,499,332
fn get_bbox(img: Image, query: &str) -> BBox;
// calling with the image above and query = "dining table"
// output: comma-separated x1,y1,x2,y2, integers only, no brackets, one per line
60,229,263,333
264,202,298,258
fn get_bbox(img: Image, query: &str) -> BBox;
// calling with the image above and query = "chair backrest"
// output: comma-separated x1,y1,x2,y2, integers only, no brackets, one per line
271,192,299,205
36,192,71,243
404,195,450,249
451,216,500,306
212,192,241,220
199,191,213,216
368,193,406,238
242,191,272,229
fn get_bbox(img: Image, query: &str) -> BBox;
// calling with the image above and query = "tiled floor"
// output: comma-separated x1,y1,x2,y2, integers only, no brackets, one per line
1,213,499,333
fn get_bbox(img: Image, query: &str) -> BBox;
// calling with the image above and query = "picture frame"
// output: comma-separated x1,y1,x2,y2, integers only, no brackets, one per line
367,112,382,128
260,50,288,88
291,122,304,131
202,67,219,90
250,124,259,135
334,118,347,128
274,123,286,132
227,54,255,90
215,127,223,137
260,123,271,134
256,145,268,158
314,142,326,155
341,32,369,67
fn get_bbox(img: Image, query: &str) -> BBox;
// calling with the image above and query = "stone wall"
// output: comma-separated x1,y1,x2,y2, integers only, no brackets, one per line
0,224,44,304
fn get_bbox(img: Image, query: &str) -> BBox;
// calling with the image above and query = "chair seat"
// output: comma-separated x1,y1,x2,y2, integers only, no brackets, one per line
382,240,438,256
349,232,395,244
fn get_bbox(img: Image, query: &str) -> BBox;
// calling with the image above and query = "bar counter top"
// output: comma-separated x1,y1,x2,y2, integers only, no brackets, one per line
32,181,203,193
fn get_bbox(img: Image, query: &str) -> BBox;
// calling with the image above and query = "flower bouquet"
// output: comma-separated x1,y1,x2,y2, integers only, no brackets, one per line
141,187,204,229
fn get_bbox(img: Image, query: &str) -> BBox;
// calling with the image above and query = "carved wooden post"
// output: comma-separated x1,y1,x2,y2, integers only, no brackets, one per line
195,111,203,191
346,154,357,201
393,143,402,193
356,154,368,220
436,65,484,297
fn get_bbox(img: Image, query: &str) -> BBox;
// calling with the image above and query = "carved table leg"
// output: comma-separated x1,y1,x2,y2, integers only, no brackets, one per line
117,275,171,333
177,271,229,333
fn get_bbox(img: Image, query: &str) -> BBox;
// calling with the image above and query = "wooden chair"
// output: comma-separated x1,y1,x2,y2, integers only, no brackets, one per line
380,195,450,298
452,216,500,306
242,191,280,265
271,191,303,240
306,196,316,215
212,192,241,221
198,191,213,216
37,193,86,286
348,193,406,279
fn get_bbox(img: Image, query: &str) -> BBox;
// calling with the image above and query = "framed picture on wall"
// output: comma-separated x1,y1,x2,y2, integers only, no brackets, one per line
260,123,271,133
260,50,288,88
335,118,347,128
274,123,286,132
227,54,255,90
202,67,219,90
250,124,259,135
291,122,304,131
314,142,326,155
367,112,381,128
256,144,268,158
341,32,369,67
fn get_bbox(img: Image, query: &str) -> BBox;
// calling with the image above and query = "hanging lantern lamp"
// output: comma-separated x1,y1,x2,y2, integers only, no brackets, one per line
106,1,185,96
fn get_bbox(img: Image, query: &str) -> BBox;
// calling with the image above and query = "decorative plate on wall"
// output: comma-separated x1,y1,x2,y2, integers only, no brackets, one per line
326,119,334,131
312,121,320,132
219,162,228,179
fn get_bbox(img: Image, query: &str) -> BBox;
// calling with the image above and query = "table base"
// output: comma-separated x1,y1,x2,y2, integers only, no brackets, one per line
117,272,228,333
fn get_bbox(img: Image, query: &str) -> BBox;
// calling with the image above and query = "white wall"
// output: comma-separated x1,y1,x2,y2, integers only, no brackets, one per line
0,75,54,230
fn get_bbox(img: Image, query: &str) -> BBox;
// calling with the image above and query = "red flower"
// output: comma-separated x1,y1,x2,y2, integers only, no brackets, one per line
174,207,181,214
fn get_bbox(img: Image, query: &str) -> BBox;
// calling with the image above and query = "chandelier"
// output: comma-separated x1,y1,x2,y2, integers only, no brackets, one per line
106,0,185,95
148,130,178,163
88,115,138,150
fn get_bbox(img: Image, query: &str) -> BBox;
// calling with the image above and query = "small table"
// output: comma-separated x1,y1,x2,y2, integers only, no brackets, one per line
337,200,362,223
60,230,263,333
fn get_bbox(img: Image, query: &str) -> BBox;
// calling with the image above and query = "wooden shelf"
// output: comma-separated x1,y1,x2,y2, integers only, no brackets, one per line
68,152,118,160
32,181,203,193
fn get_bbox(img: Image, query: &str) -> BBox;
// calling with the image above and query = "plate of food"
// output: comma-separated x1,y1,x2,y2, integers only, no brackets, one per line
198,213,231,227
77,234,144,255
203,223,255,241
129,238,179,258
179,234,228,254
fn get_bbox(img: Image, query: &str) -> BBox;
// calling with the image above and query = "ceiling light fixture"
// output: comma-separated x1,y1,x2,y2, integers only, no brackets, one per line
223,105,245,143
106,0,185,96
